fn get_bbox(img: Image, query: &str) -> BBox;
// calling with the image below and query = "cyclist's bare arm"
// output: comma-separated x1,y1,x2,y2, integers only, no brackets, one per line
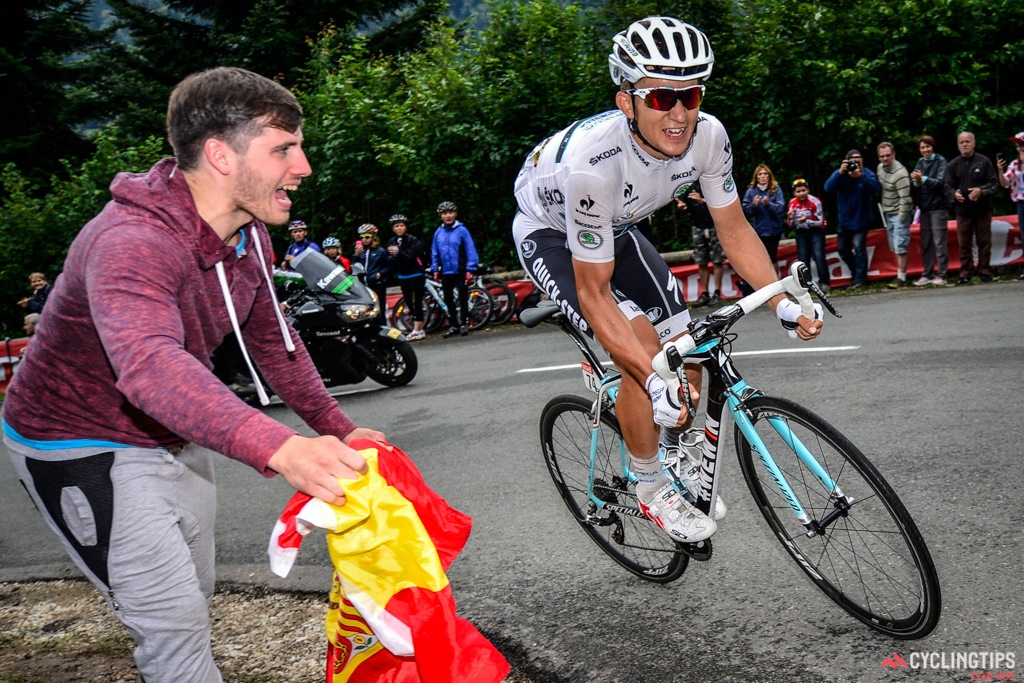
709,200,822,340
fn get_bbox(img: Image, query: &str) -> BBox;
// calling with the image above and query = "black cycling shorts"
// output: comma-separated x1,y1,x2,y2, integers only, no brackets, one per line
514,219,690,343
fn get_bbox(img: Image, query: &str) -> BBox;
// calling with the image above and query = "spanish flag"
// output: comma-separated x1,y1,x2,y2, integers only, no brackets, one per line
269,439,510,683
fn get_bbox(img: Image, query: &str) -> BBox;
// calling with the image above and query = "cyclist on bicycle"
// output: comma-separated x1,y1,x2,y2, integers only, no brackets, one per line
513,17,822,543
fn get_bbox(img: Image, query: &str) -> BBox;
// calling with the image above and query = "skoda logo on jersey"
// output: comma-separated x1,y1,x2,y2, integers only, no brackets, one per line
623,182,634,199
580,195,595,211
723,175,735,193
520,239,537,259
645,307,663,323
590,146,621,165
674,184,693,200
577,232,603,250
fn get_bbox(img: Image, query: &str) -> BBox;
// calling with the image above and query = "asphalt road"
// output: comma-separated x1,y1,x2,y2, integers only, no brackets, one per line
2,282,1023,682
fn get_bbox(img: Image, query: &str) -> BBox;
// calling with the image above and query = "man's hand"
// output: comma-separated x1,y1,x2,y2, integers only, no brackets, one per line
267,434,370,506
645,373,699,429
776,299,824,340
465,272,474,283
342,427,386,444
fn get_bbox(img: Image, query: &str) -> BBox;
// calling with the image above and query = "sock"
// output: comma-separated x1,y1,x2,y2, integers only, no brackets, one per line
632,451,669,501
898,271,907,281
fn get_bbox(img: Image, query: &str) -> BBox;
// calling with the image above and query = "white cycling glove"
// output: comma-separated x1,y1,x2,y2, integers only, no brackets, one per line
776,299,823,334
645,373,683,429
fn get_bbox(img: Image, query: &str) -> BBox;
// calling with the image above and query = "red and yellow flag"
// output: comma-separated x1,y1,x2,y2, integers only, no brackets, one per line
269,439,509,683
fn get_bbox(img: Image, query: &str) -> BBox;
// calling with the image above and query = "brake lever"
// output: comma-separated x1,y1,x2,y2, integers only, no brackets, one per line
664,345,695,417
808,281,842,319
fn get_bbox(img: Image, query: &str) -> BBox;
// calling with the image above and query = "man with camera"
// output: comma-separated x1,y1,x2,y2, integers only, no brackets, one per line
824,149,881,289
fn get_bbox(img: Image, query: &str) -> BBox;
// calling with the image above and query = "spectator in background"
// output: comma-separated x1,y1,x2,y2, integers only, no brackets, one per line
824,149,881,289
944,131,998,284
786,178,830,293
353,224,389,324
17,272,53,313
997,131,1024,281
321,236,352,272
910,135,950,287
676,181,724,306
431,201,478,338
876,142,914,288
23,313,40,337
13,313,41,374
282,219,320,269
741,164,786,277
386,214,428,341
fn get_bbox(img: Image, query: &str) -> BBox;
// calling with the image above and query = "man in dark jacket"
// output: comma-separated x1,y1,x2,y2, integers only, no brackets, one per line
1,66,383,682
944,131,999,283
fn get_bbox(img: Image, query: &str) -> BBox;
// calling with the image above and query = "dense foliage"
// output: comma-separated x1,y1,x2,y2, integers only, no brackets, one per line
1,0,1022,331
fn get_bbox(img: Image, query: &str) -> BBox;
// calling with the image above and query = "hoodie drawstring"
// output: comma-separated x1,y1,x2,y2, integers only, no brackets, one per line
214,228,296,407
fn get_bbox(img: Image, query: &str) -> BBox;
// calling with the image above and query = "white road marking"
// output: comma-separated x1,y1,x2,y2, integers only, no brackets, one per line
516,346,860,373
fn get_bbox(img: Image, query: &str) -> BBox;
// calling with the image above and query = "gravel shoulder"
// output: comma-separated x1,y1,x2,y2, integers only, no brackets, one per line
0,580,547,683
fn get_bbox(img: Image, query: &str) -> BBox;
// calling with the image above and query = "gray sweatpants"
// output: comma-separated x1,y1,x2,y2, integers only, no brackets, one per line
4,437,222,683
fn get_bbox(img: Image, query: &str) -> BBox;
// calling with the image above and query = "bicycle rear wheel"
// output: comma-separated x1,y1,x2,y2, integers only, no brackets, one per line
422,296,444,333
540,394,688,583
482,277,516,325
389,297,412,333
464,286,493,330
735,396,941,639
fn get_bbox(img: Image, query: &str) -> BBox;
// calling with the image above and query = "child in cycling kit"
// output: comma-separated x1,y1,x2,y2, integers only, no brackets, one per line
513,17,822,544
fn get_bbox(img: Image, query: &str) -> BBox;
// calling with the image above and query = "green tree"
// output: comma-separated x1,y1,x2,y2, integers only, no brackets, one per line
0,133,165,331
0,1,110,178
715,0,1024,217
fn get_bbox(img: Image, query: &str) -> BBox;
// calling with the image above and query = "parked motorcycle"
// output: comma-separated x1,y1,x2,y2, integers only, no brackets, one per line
215,257,417,403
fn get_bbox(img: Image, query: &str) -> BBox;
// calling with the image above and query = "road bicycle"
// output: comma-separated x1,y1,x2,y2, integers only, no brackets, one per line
473,264,517,326
390,273,493,334
521,262,941,639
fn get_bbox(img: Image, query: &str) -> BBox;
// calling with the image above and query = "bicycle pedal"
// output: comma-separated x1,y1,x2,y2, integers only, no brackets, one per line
679,539,713,562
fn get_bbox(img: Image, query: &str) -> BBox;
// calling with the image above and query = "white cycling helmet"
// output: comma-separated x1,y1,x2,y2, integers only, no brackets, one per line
609,17,714,86
322,236,341,248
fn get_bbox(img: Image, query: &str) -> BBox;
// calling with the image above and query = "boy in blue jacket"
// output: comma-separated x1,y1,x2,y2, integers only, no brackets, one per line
430,201,479,337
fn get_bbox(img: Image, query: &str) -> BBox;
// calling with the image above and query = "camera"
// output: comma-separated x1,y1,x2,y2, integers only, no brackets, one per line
846,159,859,173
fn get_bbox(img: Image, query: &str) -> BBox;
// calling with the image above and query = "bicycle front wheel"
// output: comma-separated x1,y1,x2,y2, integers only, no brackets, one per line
735,396,941,639
540,394,688,583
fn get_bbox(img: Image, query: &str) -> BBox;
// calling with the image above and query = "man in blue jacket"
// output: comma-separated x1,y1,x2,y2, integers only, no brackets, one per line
430,201,479,337
824,149,881,289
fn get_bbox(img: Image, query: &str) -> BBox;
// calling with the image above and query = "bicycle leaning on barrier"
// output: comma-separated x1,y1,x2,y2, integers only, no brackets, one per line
521,261,941,639
390,270,493,334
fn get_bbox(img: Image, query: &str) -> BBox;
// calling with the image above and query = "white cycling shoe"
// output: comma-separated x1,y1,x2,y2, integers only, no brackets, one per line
637,481,716,543
663,431,727,521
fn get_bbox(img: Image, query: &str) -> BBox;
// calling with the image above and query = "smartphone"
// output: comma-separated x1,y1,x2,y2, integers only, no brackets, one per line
997,153,1005,163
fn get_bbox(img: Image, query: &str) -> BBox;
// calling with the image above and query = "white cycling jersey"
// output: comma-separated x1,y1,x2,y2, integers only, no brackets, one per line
513,109,738,263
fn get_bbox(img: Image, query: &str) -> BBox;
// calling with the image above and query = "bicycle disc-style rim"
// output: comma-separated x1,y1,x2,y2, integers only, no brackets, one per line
735,396,941,639
484,279,517,325
540,395,688,583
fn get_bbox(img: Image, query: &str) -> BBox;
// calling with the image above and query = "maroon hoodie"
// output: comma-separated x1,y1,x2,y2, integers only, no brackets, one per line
3,158,356,474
